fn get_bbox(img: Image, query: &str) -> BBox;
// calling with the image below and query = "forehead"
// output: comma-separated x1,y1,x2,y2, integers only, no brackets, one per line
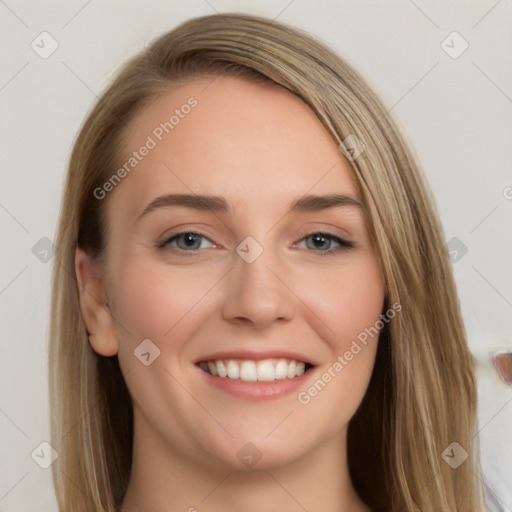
108,75,361,216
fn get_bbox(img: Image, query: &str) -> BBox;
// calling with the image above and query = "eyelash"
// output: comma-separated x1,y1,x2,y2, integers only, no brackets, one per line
157,230,355,256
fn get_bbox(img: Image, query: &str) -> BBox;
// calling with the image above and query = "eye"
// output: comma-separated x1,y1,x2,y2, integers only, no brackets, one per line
157,231,216,251
296,232,354,255
157,230,354,255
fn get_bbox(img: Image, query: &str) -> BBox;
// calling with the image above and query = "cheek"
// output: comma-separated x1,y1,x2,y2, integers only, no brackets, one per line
293,256,385,421
109,256,221,437
110,254,220,356
301,255,385,351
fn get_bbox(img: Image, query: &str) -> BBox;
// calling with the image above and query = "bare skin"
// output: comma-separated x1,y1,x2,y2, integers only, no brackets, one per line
76,76,383,512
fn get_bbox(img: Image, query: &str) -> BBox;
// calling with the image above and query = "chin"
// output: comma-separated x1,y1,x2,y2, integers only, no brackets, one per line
199,432,311,473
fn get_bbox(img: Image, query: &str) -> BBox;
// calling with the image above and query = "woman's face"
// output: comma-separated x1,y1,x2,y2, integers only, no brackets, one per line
85,75,385,471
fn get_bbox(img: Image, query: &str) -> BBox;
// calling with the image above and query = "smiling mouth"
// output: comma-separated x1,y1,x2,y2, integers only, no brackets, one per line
197,358,314,382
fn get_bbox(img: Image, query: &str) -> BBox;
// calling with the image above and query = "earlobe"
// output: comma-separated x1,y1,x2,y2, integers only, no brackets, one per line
75,247,120,357
87,310,120,357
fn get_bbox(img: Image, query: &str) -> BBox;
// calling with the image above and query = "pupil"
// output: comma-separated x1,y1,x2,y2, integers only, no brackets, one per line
182,233,199,248
311,234,329,250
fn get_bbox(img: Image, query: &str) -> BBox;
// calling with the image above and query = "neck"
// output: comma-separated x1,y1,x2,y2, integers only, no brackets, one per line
120,408,370,512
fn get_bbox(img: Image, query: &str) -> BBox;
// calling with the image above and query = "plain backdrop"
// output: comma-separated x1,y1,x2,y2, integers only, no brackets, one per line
0,1,511,510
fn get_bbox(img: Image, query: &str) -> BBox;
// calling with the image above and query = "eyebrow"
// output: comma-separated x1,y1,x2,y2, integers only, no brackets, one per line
138,193,363,220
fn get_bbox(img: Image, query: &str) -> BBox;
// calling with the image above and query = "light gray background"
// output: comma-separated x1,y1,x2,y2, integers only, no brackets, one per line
0,1,511,510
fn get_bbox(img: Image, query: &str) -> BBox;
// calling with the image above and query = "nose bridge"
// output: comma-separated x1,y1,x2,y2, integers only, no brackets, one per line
221,235,295,327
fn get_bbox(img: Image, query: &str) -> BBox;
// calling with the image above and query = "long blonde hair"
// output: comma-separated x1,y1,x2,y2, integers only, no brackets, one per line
49,13,487,511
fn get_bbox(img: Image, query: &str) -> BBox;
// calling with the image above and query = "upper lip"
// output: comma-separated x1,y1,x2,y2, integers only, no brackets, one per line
195,349,319,366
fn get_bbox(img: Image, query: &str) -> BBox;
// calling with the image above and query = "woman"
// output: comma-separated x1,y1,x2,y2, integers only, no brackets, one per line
49,13,487,511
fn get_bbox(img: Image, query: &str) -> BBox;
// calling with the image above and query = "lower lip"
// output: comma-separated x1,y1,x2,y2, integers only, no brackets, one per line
196,365,316,400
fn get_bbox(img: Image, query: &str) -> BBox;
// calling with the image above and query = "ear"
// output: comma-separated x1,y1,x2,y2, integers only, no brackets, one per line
75,247,119,357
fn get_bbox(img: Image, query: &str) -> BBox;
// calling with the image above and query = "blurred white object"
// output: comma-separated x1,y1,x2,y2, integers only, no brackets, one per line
472,347,512,511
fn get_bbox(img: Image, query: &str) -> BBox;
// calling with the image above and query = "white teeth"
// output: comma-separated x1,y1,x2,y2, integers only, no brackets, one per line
227,360,239,379
240,361,258,381
274,359,288,380
286,360,296,378
217,360,227,378
199,358,311,382
207,361,218,376
257,360,275,381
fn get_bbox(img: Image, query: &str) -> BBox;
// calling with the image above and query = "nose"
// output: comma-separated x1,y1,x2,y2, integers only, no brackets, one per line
221,243,295,329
